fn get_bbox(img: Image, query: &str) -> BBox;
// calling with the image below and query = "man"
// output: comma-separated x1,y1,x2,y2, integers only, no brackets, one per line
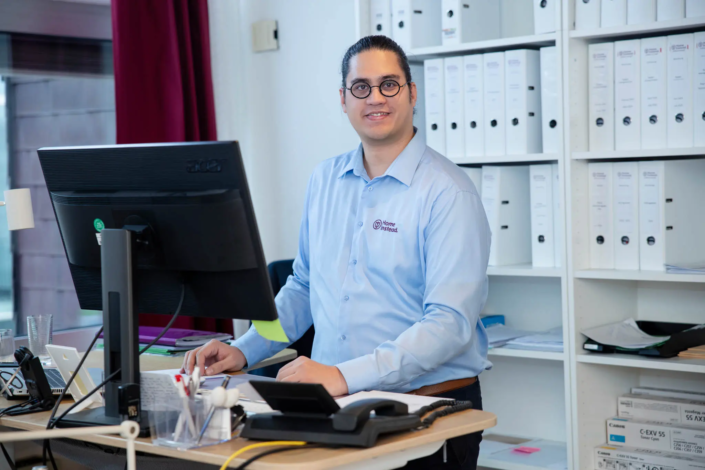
182,36,491,469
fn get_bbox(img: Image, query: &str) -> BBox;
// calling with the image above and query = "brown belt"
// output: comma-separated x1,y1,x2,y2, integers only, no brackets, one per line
406,377,477,397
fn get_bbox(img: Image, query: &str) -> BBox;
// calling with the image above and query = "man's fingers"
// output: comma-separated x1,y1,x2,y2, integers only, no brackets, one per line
195,343,219,374
279,372,301,383
276,363,299,381
278,357,303,374
203,359,229,376
182,350,195,374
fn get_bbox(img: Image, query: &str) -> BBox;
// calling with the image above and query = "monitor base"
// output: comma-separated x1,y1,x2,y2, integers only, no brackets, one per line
53,407,151,438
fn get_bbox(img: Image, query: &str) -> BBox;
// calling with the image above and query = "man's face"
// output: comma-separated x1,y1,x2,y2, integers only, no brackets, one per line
340,49,417,143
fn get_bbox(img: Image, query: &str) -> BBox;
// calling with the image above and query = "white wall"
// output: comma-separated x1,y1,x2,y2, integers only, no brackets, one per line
209,0,361,263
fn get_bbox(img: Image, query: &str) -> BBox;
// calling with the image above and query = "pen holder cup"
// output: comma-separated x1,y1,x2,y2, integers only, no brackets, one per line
150,394,232,449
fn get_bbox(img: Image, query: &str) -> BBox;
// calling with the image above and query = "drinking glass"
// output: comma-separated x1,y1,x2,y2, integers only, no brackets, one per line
0,329,14,362
27,314,53,360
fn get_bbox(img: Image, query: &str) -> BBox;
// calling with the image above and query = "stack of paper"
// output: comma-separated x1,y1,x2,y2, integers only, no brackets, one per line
666,264,705,275
485,325,533,349
504,326,564,352
582,319,670,350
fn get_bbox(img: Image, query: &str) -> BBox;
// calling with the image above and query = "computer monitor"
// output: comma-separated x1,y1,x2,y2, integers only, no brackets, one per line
37,141,277,433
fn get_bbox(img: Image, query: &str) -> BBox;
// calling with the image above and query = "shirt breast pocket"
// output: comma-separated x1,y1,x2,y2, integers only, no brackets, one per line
363,207,421,279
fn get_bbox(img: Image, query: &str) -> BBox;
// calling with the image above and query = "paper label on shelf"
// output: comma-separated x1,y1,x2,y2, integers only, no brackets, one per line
614,170,636,234
590,168,611,231
505,57,523,112
641,169,661,235
426,65,442,115
591,50,611,115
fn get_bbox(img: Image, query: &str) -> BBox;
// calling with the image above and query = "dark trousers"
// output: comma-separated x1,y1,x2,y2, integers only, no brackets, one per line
401,378,483,470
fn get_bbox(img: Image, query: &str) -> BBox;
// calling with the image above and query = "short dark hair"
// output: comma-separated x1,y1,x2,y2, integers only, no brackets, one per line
340,35,413,90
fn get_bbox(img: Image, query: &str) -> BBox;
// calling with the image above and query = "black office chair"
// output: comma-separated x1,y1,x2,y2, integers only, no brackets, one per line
248,259,315,377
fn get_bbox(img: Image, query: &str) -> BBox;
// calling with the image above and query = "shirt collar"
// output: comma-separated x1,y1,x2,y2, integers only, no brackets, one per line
338,128,425,187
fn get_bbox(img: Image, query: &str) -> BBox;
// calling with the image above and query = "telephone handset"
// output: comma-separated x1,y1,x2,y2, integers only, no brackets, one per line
241,381,423,447
332,398,410,431
0,347,55,415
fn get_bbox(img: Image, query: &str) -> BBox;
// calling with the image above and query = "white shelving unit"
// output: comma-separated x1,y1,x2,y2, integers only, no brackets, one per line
574,269,705,283
453,152,559,165
489,347,565,361
572,147,705,160
562,3,705,470
569,16,705,39
488,264,564,278
355,2,705,470
406,33,557,61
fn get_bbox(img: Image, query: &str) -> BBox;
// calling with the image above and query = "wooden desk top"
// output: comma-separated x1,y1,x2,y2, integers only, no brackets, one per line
0,352,497,469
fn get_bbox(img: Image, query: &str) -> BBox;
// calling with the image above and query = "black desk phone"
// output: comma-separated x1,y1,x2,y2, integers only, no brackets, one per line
0,347,56,415
241,381,425,447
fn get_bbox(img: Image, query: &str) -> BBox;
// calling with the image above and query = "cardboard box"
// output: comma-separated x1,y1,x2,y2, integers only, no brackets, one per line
619,394,705,427
607,417,705,457
595,444,705,470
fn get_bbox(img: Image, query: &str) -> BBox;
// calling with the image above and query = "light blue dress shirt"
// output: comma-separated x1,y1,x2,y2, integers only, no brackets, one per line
234,130,492,394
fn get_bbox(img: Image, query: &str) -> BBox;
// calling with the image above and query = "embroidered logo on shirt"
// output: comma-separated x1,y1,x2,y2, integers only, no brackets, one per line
373,219,398,233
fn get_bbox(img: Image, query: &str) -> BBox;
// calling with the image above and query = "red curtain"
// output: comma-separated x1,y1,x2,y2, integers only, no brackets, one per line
111,0,232,335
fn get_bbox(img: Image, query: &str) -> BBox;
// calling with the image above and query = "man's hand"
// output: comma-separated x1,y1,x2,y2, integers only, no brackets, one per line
276,357,349,396
181,340,247,376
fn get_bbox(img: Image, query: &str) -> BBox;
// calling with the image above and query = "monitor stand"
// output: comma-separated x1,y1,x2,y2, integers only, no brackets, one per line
55,228,151,437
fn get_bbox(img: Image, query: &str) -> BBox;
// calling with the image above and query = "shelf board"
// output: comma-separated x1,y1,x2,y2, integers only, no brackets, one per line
479,438,567,470
488,347,565,361
577,353,705,374
488,264,563,278
572,147,705,160
569,17,705,40
574,269,705,283
406,33,557,62
454,153,559,165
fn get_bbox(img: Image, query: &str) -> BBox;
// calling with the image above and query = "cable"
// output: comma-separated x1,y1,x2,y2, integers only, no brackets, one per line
139,283,185,355
219,441,307,470
0,399,36,418
49,283,186,430
415,400,475,429
0,442,17,470
44,326,104,465
233,444,327,470
46,441,58,470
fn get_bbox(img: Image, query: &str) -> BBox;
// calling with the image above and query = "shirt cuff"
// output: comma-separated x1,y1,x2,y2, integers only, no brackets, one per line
336,354,380,394
232,328,271,369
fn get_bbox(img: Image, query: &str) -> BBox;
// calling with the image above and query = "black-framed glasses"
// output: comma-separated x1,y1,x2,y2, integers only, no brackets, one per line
346,79,409,99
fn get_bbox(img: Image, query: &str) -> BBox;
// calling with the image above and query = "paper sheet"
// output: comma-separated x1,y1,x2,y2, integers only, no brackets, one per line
140,371,180,411
489,439,567,468
335,391,444,414
504,326,564,352
199,374,274,402
582,319,670,349
480,439,520,456
486,325,534,347
252,319,290,342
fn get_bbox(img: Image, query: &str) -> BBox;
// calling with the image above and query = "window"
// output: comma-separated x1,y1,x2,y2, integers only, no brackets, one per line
0,32,114,335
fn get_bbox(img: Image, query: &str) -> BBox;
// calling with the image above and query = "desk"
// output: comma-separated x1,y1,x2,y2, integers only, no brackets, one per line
0,353,497,469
